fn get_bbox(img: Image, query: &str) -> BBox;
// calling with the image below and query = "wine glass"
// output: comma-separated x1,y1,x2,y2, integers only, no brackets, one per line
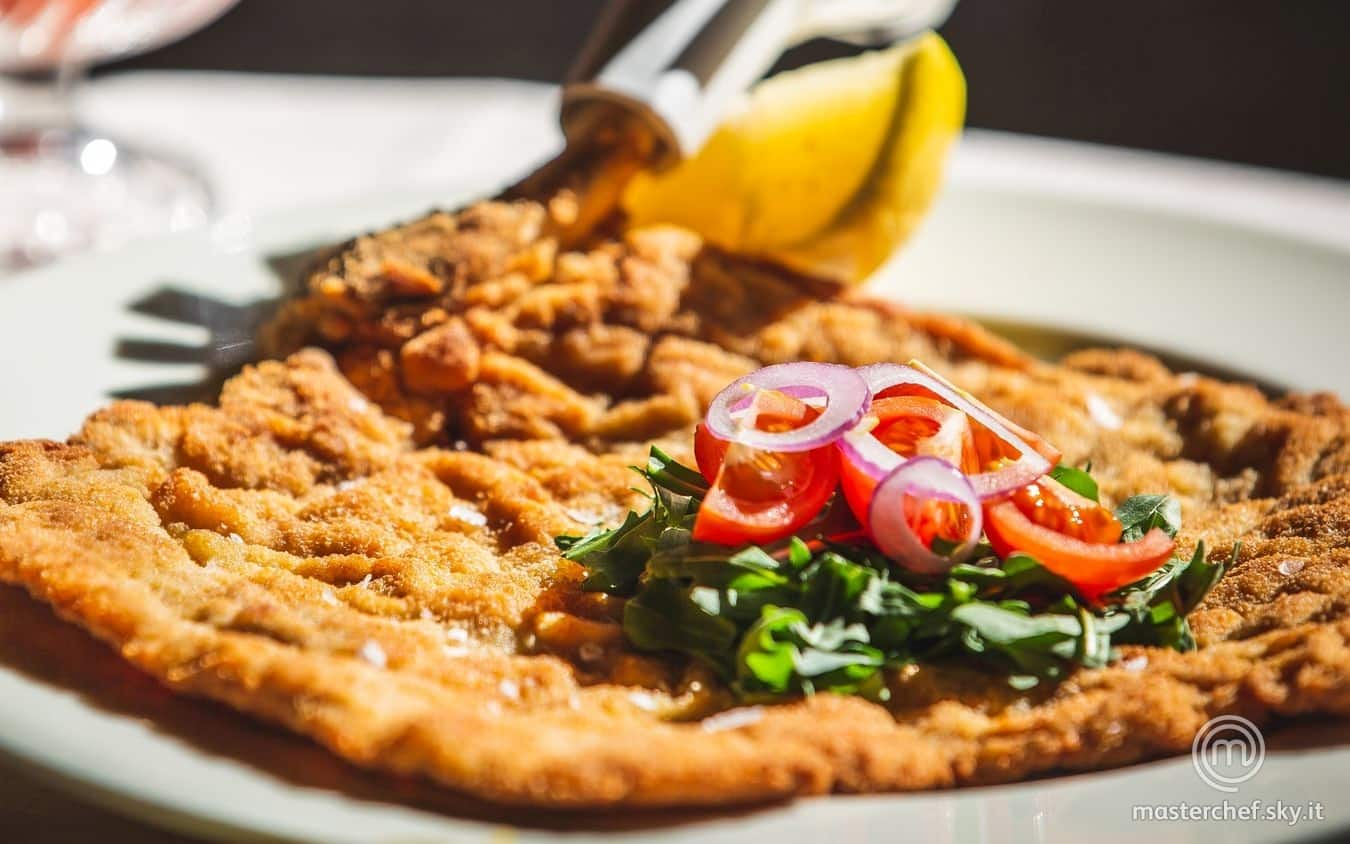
0,0,238,273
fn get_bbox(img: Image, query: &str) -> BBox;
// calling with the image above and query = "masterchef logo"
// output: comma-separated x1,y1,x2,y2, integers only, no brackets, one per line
1192,715,1265,793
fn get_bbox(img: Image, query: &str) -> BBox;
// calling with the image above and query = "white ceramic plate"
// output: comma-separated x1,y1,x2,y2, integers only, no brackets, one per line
1,139,1348,843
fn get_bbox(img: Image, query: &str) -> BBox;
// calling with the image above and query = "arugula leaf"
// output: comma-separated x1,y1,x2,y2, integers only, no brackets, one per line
1109,540,1226,650
559,509,667,593
798,551,876,622
1116,494,1182,542
624,579,738,677
952,552,1077,595
557,447,706,592
1049,464,1099,502
645,446,710,498
562,448,1228,700
737,607,884,696
1176,541,1230,615
951,602,1093,679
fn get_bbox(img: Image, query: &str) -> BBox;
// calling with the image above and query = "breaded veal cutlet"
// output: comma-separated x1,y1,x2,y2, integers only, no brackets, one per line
3,198,1350,807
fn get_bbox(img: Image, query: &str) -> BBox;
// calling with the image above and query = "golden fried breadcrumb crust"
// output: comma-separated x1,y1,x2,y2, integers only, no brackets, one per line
262,200,1031,449
3,199,1350,807
2,346,1349,808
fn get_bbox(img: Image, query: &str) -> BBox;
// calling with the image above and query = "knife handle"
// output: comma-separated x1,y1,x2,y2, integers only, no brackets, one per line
562,0,957,166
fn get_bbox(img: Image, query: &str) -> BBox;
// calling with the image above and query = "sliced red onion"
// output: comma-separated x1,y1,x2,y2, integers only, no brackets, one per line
705,362,871,453
856,362,1051,498
838,423,902,480
726,384,826,413
838,398,971,482
867,456,983,574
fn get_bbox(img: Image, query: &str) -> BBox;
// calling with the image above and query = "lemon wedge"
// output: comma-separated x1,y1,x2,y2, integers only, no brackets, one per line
622,32,965,284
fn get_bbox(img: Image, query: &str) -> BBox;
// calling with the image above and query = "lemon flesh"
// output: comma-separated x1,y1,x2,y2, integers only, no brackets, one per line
622,32,965,285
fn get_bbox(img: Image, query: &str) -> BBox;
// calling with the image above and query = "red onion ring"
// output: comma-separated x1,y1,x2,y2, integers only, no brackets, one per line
867,456,983,574
838,398,972,481
838,424,902,480
726,384,825,413
705,362,871,453
856,362,1051,498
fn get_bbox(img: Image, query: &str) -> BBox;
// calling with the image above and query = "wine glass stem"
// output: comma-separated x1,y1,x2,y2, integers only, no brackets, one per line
0,63,83,133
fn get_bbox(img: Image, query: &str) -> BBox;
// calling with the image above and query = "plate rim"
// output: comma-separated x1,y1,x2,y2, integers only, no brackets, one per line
1,136,1349,842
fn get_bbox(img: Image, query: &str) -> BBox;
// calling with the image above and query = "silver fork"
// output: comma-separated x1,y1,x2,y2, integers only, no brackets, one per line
506,0,957,238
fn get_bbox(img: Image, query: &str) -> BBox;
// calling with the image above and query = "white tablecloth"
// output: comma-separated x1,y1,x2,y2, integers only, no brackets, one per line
80,72,559,219
70,70,1350,250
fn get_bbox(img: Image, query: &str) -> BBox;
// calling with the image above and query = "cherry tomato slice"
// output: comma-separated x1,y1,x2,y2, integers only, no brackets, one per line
1010,477,1122,544
983,487,1175,603
876,383,1063,468
693,444,840,546
691,391,840,547
838,397,976,534
692,389,821,482
872,397,977,471
694,422,730,484
839,456,878,534
900,493,978,552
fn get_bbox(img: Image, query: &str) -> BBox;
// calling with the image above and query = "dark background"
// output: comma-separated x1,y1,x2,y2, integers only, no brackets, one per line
107,0,1350,179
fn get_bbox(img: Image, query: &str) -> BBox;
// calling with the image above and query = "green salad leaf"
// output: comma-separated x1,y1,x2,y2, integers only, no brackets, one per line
558,448,1224,699
1049,463,1100,501
556,447,706,593
1109,539,1232,650
1115,493,1183,542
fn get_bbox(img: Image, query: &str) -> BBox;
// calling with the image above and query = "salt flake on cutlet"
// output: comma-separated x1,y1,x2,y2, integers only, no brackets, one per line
358,640,388,669
1085,393,1122,430
448,503,488,527
1121,655,1149,672
628,691,658,711
701,707,764,733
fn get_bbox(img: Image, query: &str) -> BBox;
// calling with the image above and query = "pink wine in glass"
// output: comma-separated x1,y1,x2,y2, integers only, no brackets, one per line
0,0,238,271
